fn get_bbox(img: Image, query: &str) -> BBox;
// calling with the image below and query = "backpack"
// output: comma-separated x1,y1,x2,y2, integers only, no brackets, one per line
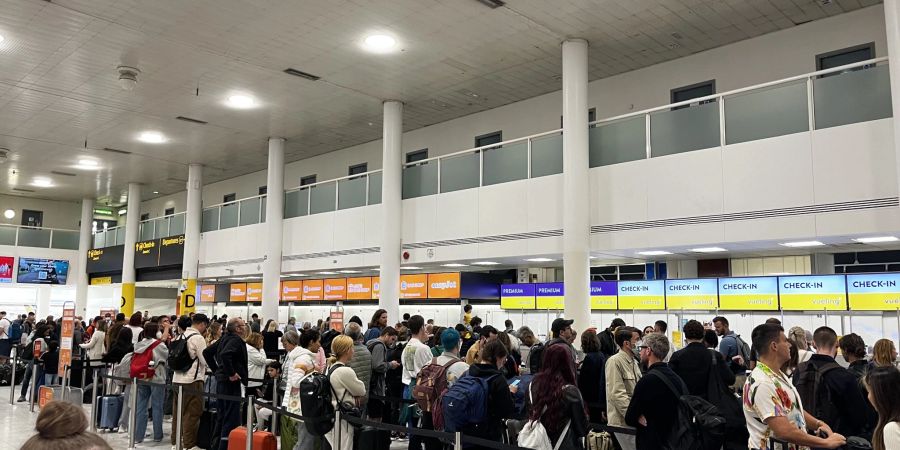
724,334,751,369
8,322,22,342
130,340,162,379
441,372,499,433
299,368,336,436
794,360,842,431
413,357,463,413
168,333,198,373
21,339,33,361
649,370,726,450
527,342,546,374
518,389,571,450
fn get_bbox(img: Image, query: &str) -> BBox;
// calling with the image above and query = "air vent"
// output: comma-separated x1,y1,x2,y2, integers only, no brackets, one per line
12,188,34,193
283,68,321,81
50,170,77,177
176,116,208,125
103,147,132,155
475,0,505,8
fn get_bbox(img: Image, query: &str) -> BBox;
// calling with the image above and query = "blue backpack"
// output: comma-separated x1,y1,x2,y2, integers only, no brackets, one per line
8,322,22,342
441,372,498,433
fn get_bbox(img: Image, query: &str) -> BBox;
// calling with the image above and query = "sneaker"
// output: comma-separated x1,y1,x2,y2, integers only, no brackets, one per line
15,396,25,402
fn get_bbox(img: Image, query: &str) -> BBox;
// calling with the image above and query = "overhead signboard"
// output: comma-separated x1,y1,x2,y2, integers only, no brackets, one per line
86,246,124,274
158,235,185,266
617,280,665,310
665,278,718,310
229,283,247,302
302,279,324,301
372,276,381,299
90,276,112,285
324,278,347,300
134,239,159,268
778,275,847,311
501,284,536,309
535,282,564,309
718,277,779,310
246,282,263,302
847,273,900,310
199,285,216,303
281,281,302,301
428,273,461,299
346,277,373,300
590,281,618,310
400,274,428,299
0,256,13,283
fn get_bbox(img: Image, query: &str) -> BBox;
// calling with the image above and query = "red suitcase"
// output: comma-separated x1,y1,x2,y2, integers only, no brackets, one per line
226,426,277,450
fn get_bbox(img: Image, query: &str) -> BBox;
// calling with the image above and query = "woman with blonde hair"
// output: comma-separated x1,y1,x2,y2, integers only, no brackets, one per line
788,326,813,364
246,332,274,393
21,400,112,450
206,320,222,345
872,339,898,368
325,335,367,450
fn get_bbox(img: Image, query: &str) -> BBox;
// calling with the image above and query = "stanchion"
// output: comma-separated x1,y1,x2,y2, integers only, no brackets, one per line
90,368,99,433
335,409,342,450
28,362,38,412
272,382,280,434
128,378,137,450
455,431,462,450
246,394,255,450
8,348,17,405
176,385,184,450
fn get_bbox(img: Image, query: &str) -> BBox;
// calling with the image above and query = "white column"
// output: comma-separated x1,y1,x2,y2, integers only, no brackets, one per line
179,164,203,316
75,198,94,316
120,182,141,316
380,101,403,324
561,39,591,345
262,138,285,324
36,286,51,319
884,0,900,200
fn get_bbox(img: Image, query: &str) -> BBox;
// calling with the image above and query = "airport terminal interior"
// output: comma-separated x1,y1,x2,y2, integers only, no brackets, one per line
2,0,900,449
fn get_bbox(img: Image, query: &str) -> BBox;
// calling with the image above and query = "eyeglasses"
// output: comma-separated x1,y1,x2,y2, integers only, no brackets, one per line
636,345,649,351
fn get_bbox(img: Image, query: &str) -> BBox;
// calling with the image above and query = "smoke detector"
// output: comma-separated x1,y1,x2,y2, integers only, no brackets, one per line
117,65,141,91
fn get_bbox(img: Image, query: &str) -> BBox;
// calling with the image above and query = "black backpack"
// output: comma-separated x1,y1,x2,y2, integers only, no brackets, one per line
21,340,34,361
650,370,726,450
794,360,842,431
168,333,198,373
527,342,545,374
299,366,336,436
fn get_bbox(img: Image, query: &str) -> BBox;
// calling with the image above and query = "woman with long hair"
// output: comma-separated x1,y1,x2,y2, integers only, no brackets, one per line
528,344,589,450
246,332,273,392
325,335,366,450
262,319,283,359
498,332,520,378
578,329,606,424
865,366,900,450
872,339,898,368
466,339,517,450
206,320,222,346
364,309,388,342
788,326,812,365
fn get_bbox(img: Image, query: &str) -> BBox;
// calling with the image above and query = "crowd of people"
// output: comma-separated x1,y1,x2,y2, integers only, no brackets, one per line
3,308,900,450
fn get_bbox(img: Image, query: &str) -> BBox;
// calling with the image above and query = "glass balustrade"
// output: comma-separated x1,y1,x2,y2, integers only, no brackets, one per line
338,177,367,210
140,221,155,241
220,203,239,229
0,226,16,246
531,133,563,177
51,230,79,250
169,214,185,236
17,228,51,248
814,64,892,129
589,116,646,167
650,101,720,157
725,80,809,144
202,208,219,232
285,189,310,219
239,197,262,226
368,172,382,205
310,182,337,214
402,163,438,199
440,152,480,193
483,141,527,186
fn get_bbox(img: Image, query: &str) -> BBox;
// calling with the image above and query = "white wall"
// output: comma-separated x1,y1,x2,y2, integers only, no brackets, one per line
141,6,889,217
0,245,80,285
0,194,83,229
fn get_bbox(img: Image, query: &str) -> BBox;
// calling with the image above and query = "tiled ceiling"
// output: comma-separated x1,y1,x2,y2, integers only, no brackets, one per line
0,0,881,204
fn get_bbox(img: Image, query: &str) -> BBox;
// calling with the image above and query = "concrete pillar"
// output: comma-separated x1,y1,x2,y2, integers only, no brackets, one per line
36,286,51,319
885,0,900,202
561,39,591,346
120,183,140,316
261,138,285,324
380,101,403,324
812,253,836,274
179,164,203,316
75,198,94,316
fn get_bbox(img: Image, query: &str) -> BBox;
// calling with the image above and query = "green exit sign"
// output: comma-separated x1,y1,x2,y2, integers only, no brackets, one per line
93,208,114,216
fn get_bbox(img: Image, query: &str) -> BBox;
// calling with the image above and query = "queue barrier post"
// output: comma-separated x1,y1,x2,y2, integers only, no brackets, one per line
90,368,99,433
8,348,17,405
272,381,279,434
455,431,462,450
335,409,342,450
246,394,255,450
176,384,184,450
128,378,137,450
28,361,38,412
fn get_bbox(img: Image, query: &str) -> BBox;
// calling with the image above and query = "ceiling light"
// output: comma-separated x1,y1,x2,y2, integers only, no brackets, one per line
152,191,159,194
779,241,825,248
525,258,554,262
31,177,53,188
636,250,672,256
118,209,126,216
363,34,397,53
226,94,257,109
0,35,5,44
401,266,422,270
338,270,360,274
75,159,100,170
853,236,899,244
471,261,500,266
442,263,468,268
689,247,727,253
317,271,338,275
3,209,14,219
137,131,167,144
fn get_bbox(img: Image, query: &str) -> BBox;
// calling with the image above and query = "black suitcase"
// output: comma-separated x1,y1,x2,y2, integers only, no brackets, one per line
355,425,390,450
196,409,221,449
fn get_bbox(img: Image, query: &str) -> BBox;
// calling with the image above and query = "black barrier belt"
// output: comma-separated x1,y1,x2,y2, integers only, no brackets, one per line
367,393,416,404
98,372,245,403
590,423,637,436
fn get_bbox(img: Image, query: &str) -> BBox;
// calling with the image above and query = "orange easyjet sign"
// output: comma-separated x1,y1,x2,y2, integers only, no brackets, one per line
302,279,324,301
347,277,373,300
400,274,428,299
428,273,461,299
246,282,262,302
281,281,302,301
324,278,347,300
372,276,380,299
230,283,247,302
200,285,216,303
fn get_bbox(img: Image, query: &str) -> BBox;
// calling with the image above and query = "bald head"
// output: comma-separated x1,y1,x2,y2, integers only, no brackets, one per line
226,317,245,334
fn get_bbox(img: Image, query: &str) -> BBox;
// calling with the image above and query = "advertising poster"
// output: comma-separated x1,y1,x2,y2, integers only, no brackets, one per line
17,258,69,284
199,285,216,303
617,280,665,310
427,273,461,299
281,281,302,301
324,279,347,300
535,283,564,309
847,273,900,310
778,275,847,310
0,256,13,283
590,281,618,310
400,274,428,299
302,279,324,301
665,278,718,310
346,277,373,300
718,277,779,310
500,284,536,309
246,282,263,302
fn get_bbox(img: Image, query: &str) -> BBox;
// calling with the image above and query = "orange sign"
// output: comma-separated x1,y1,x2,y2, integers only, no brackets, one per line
33,340,42,358
246,282,263,302
372,276,380,299
302,279,324,301
59,306,75,374
38,386,54,408
324,279,347,300
200,285,216,303
428,273,461,299
400,274,428,299
347,277,373,300
330,310,344,333
281,281,302,301
230,283,247,302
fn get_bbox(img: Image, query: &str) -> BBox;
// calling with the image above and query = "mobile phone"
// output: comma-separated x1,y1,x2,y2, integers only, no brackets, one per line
510,379,521,387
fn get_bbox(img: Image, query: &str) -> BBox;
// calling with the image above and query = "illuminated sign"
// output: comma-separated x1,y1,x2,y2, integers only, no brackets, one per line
372,276,380,299
324,279,347,300
718,277,779,310
90,276,112,285
86,246,123,274
590,281,618,310
500,284,535,309
535,283,564,310
428,273,461,299
617,280,665,310
199,285,216,303
229,283,247,302
346,277,373,300
665,278,718,310
281,281,302,301
246,282,262,302
778,275,847,311
847,273,900,310
400,274,428,299
302,279,324,301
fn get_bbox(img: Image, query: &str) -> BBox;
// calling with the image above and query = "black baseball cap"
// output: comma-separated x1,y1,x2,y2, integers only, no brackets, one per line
551,318,574,334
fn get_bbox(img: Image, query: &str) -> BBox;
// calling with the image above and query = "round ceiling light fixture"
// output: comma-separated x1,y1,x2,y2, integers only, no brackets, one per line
226,94,257,109
362,34,397,53
137,131,167,144
116,65,141,91
3,209,14,219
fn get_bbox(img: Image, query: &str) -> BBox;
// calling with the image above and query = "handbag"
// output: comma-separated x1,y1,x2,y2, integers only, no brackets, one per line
707,352,745,431
517,388,571,450
329,363,363,429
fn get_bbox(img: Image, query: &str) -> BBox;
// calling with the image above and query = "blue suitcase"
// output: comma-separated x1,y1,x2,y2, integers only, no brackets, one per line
97,394,123,430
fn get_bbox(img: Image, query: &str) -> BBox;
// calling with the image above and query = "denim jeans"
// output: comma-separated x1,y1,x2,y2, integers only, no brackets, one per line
134,383,165,442
43,374,58,386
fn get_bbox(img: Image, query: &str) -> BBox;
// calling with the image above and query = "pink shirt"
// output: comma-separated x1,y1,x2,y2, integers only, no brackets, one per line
316,347,326,372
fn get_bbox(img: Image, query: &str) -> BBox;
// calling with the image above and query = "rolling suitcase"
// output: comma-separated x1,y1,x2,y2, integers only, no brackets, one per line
97,394,124,430
197,410,221,449
226,426,277,450
356,425,390,450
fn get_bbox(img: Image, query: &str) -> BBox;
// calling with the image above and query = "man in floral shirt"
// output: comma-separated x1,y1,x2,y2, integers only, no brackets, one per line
743,323,846,450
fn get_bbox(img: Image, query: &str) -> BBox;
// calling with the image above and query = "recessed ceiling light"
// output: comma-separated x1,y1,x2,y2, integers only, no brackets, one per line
779,241,825,248
442,263,468,268
525,258,554,262
471,261,500,266
118,209,127,216
137,131,167,144
769,272,793,276
226,94,257,109
636,250,672,256
0,35,4,44
401,266,422,270
689,247,727,253
338,270,360,274
317,271,338,275
152,191,160,194
3,209,14,219
31,177,53,188
853,236,899,244
363,34,397,53
75,159,100,170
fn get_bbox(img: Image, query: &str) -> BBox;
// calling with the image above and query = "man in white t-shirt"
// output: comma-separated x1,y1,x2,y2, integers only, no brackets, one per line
0,311,11,365
401,315,434,450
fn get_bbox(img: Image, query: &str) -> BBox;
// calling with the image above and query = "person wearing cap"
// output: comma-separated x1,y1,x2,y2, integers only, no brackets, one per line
171,313,210,450
549,318,578,359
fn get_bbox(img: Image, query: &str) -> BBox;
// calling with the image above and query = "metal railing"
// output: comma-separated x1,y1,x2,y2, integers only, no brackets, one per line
202,193,267,232
283,169,382,219
0,223,79,250
139,211,186,241
92,225,125,249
